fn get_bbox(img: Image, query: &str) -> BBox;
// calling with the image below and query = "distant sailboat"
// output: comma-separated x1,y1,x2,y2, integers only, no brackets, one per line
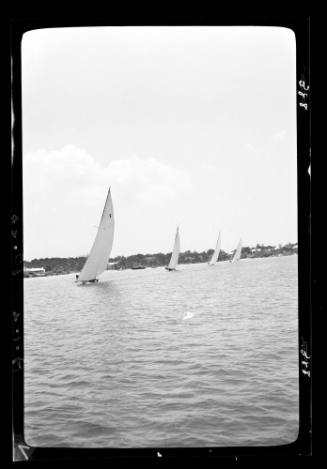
77,187,114,284
208,232,221,265
230,238,242,263
165,226,180,271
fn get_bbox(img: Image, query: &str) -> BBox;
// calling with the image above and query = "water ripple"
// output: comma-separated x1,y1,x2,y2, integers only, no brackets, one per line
24,256,299,447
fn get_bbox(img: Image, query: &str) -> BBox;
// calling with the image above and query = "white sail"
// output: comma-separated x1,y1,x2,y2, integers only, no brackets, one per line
167,226,180,270
78,187,114,282
231,238,242,263
209,232,221,265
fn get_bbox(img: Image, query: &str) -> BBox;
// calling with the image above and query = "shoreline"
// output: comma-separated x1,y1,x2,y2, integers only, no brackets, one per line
24,251,297,278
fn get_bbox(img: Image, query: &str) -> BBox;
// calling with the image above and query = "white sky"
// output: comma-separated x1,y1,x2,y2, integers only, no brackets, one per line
22,26,297,260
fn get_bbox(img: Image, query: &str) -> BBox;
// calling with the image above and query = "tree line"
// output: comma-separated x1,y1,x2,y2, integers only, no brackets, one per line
24,243,298,276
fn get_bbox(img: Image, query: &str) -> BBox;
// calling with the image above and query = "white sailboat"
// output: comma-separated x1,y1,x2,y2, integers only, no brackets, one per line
208,232,221,265
165,226,180,271
230,238,242,263
77,187,114,284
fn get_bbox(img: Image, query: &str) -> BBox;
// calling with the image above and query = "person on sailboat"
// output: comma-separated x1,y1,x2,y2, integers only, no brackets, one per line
76,274,79,281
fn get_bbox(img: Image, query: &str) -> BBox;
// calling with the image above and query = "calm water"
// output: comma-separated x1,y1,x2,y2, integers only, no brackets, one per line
24,255,299,448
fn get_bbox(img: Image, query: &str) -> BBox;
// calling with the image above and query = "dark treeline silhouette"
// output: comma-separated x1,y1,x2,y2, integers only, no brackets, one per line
24,243,298,277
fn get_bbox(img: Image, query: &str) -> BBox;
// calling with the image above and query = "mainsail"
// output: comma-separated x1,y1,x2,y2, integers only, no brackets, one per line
231,238,242,263
167,226,180,270
78,187,114,282
209,232,221,265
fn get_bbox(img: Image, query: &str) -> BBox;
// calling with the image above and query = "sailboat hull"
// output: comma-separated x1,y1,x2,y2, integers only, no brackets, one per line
77,279,99,285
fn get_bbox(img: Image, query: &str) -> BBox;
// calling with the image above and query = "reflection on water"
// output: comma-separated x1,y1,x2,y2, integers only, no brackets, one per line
24,256,298,447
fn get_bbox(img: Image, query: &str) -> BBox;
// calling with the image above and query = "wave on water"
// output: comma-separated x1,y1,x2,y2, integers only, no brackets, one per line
24,255,299,448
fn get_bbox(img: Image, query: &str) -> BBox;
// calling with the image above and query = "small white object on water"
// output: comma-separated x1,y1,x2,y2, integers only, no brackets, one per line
183,311,194,320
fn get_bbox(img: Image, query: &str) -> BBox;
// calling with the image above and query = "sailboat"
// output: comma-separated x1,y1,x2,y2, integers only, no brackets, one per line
230,238,242,263
76,187,114,284
165,226,180,271
208,232,221,265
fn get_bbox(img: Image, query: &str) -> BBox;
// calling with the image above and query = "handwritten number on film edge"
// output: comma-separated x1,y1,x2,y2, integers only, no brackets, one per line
298,79,310,111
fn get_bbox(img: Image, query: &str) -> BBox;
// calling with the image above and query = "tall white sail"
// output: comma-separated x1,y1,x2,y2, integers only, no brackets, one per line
167,226,180,270
231,238,242,263
209,232,221,265
78,187,114,282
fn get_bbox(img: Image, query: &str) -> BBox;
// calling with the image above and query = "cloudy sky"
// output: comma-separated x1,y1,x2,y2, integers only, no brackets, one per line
22,26,297,260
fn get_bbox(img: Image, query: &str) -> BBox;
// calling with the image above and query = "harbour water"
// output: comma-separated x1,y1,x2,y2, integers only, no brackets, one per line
24,255,299,448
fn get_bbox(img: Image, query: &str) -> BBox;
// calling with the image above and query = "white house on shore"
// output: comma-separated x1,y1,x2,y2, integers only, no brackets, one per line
24,267,45,277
